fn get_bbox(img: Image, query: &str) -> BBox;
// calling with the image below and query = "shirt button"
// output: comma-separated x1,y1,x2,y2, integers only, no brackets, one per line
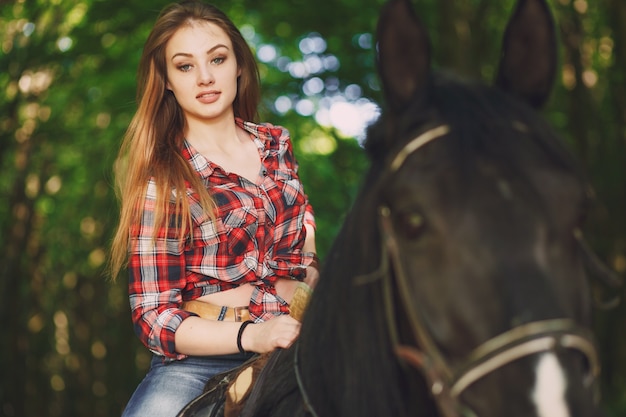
262,169,268,176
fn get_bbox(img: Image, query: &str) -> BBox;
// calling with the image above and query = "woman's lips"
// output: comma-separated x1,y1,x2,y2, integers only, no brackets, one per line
196,91,220,104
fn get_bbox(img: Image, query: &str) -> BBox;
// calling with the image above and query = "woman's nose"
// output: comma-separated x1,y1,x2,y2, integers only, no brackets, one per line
197,65,214,85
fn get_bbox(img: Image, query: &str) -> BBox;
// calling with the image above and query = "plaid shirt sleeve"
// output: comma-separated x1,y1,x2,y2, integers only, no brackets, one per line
127,179,195,359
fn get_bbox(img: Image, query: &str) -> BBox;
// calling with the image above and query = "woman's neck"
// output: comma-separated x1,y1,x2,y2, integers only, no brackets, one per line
184,114,241,153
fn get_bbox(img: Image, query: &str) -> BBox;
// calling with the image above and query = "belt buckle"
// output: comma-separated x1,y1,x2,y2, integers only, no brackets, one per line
233,306,249,322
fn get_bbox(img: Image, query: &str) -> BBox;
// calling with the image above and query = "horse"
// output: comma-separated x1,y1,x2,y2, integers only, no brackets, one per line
179,0,615,415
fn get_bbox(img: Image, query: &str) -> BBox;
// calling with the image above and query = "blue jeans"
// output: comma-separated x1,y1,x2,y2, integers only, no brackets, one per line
122,353,252,417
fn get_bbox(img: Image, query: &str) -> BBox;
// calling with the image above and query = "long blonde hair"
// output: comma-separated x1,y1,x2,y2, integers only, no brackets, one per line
110,1,260,279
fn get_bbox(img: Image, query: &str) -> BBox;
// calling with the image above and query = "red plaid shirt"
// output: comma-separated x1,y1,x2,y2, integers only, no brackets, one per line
127,119,316,359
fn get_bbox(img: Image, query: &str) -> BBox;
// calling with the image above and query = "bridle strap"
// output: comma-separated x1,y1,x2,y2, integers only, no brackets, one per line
451,319,600,397
357,125,462,417
379,205,462,417
389,125,450,171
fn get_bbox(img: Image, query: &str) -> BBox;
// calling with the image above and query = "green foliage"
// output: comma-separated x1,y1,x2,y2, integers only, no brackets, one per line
1,0,624,416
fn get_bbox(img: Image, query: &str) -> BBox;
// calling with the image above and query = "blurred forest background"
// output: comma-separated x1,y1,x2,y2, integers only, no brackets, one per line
1,0,624,415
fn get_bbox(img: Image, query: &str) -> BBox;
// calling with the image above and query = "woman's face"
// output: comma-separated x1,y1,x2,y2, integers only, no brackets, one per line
165,20,240,126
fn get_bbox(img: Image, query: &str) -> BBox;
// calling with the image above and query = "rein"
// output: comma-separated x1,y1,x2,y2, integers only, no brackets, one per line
294,341,320,417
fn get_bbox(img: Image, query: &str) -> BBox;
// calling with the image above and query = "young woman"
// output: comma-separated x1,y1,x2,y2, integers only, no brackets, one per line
109,1,319,415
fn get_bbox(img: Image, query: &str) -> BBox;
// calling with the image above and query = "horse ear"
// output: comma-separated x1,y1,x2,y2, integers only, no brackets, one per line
495,0,557,108
376,0,431,112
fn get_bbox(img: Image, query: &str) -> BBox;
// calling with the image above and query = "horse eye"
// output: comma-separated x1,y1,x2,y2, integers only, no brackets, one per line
396,211,425,239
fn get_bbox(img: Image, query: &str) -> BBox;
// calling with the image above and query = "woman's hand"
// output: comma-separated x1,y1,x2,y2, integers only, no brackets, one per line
240,315,301,353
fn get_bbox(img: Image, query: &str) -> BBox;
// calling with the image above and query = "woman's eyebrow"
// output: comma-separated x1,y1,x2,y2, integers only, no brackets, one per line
170,44,230,61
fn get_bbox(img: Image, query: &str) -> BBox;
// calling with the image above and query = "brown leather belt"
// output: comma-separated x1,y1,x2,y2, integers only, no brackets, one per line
182,282,312,323
182,300,251,322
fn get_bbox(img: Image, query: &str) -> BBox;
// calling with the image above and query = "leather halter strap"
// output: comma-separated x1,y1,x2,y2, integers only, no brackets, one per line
450,319,599,397
389,125,451,171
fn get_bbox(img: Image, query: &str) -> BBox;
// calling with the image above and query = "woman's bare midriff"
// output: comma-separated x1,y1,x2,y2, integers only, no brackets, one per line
196,278,300,307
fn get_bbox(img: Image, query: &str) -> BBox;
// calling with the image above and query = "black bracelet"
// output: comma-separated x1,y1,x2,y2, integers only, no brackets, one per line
237,320,254,354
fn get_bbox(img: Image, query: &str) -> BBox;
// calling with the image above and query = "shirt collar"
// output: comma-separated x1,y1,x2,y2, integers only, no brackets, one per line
235,117,277,150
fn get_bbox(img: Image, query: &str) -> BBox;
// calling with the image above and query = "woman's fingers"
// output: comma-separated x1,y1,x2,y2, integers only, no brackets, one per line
243,315,301,353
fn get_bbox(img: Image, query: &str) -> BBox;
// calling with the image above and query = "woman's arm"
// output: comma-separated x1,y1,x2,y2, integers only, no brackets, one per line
127,181,196,359
174,314,301,355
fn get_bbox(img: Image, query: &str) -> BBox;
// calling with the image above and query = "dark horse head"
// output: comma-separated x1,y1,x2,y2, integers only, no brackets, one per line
182,0,608,416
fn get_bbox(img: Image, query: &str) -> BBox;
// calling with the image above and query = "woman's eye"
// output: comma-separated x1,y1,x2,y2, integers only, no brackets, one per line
212,56,225,65
177,64,192,72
